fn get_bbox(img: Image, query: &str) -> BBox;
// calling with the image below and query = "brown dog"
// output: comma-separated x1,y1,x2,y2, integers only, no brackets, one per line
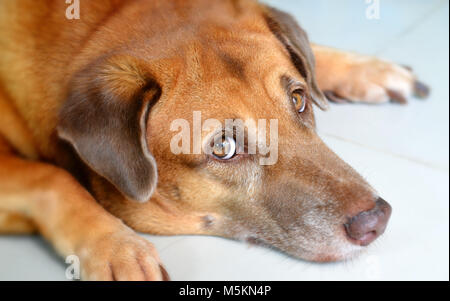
0,0,428,280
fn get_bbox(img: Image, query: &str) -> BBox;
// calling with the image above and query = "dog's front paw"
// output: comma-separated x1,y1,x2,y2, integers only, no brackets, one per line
324,56,430,105
77,228,170,281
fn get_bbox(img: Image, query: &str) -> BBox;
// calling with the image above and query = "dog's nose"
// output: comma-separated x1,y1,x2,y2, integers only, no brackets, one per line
345,198,392,246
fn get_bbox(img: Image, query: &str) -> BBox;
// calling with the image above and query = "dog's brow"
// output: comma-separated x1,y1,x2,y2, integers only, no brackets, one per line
281,75,306,92
217,51,246,81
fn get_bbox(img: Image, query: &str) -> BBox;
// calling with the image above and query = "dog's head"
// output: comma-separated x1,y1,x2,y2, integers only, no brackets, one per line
58,0,391,262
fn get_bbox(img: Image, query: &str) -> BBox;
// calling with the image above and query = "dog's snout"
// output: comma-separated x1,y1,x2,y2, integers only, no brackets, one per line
345,198,392,246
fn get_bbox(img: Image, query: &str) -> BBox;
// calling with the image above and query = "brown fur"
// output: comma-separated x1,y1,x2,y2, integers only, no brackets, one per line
0,0,426,280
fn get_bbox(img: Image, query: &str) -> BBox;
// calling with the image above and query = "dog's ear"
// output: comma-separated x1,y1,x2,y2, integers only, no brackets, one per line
58,56,160,203
262,6,329,110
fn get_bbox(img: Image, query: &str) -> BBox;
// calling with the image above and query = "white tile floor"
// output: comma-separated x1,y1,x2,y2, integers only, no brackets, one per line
0,0,448,281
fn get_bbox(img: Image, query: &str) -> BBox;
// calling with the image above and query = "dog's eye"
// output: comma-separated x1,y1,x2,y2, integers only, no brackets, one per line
292,90,306,113
212,136,236,160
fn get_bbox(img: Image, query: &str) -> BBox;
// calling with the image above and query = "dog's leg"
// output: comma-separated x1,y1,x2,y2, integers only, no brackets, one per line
311,44,429,104
0,136,36,234
0,152,169,281
0,87,38,159
0,211,36,234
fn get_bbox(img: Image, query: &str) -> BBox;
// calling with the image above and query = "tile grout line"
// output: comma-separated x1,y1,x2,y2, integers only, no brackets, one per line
319,131,449,174
375,0,447,56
